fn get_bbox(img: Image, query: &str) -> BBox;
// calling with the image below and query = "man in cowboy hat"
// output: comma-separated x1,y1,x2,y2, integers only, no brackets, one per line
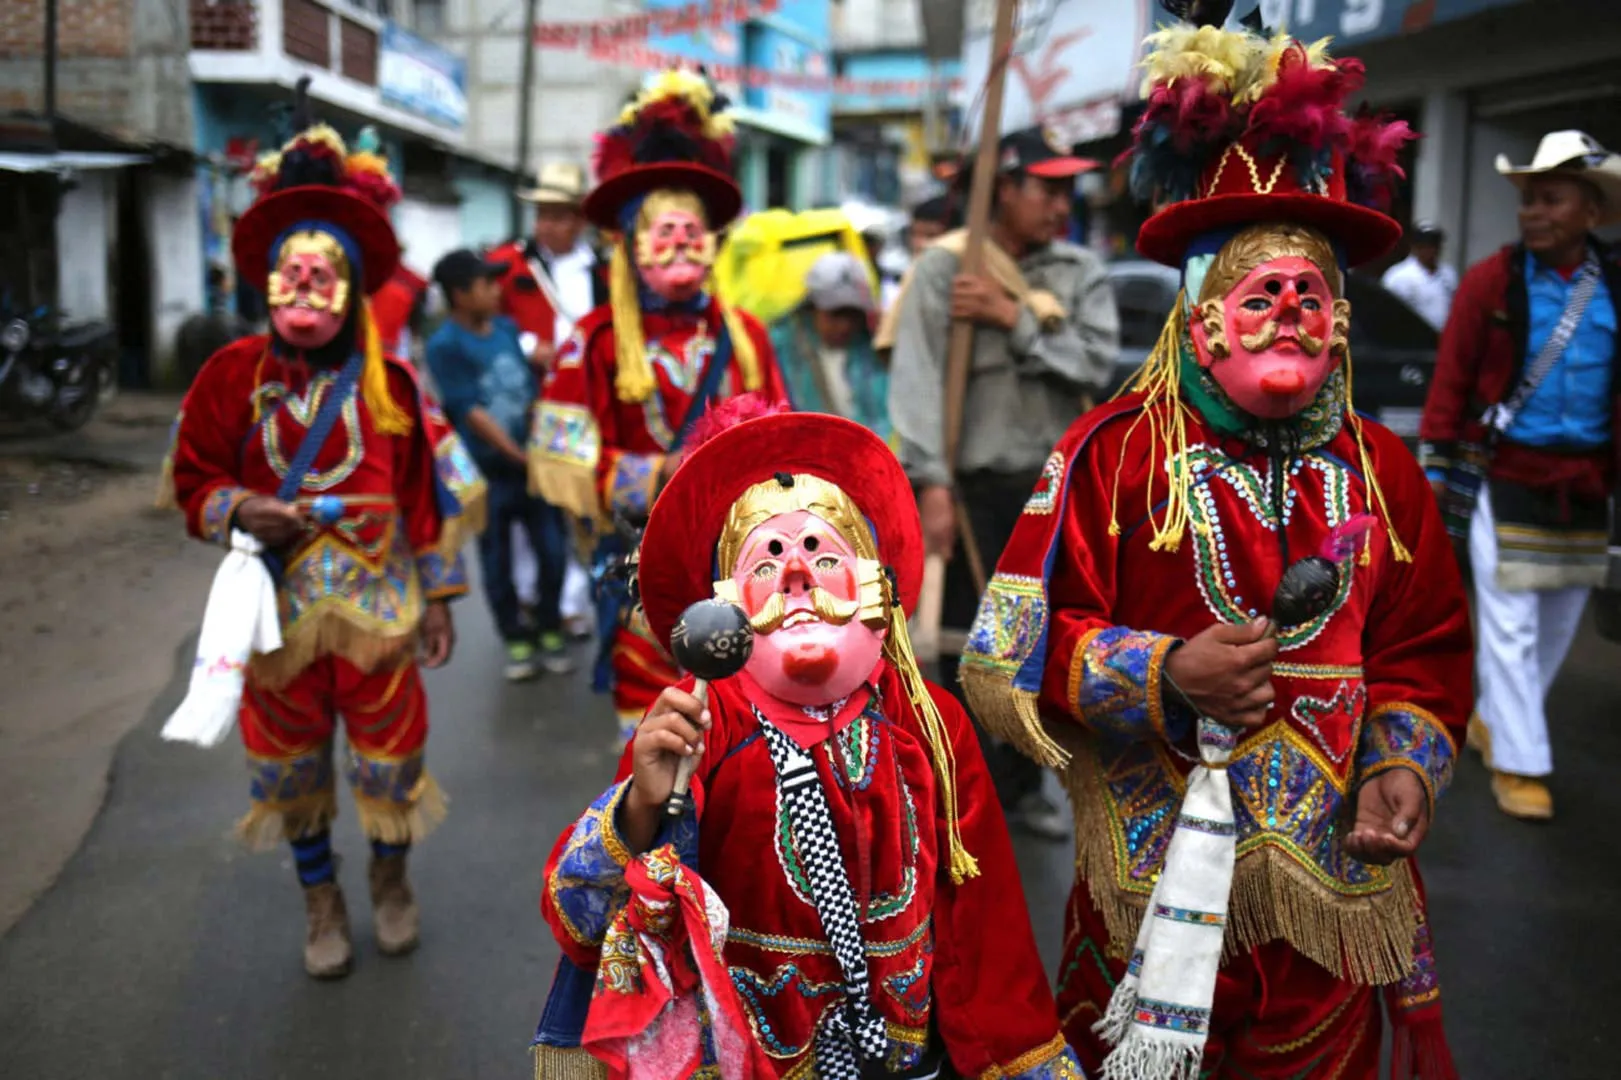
492,160,607,650
1421,130,1621,822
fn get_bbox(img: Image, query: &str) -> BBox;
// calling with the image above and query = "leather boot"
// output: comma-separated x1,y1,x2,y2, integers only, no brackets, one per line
302,881,353,979
369,853,420,955
1491,771,1553,821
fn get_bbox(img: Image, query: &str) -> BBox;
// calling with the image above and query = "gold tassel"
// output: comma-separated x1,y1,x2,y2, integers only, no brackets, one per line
532,1045,608,1080
354,771,449,845
718,300,763,392
609,243,657,403
1110,294,1197,554
361,301,413,436
1342,348,1413,562
885,599,979,883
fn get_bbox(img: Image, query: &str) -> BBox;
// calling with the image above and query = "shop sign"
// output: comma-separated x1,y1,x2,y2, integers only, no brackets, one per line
379,22,468,131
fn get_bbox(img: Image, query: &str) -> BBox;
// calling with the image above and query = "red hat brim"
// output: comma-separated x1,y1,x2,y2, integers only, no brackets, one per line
581,162,743,232
1137,193,1401,269
233,185,401,296
637,413,922,654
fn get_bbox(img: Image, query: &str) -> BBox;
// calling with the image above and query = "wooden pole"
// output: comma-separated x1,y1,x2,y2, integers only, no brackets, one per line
913,0,1018,665
512,0,541,237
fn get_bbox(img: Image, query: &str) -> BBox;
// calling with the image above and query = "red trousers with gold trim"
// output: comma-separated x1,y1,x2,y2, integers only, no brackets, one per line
237,655,445,848
1059,880,1380,1080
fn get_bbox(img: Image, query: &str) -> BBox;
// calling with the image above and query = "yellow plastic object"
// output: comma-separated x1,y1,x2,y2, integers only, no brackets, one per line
712,208,879,327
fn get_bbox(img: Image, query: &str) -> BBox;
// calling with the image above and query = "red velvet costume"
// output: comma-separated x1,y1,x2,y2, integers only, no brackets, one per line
167,335,482,843
527,72,787,741
537,409,1080,1080
370,263,427,356
960,22,1469,1080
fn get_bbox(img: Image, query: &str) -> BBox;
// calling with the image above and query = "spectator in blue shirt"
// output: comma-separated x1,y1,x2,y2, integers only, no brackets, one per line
427,249,573,682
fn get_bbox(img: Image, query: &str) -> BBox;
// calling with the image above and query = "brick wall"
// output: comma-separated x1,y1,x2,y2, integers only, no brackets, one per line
0,0,131,61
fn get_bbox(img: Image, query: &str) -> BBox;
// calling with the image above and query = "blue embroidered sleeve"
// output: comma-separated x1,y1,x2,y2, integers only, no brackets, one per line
547,780,636,949
606,452,661,520
1068,627,1194,744
1356,703,1456,811
416,550,470,600
197,484,256,546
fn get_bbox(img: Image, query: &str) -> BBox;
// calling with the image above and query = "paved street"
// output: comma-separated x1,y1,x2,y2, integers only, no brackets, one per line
0,578,1618,1078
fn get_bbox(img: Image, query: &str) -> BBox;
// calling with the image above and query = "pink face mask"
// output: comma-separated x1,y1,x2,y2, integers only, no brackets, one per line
635,207,715,304
1193,256,1340,419
268,243,349,350
729,509,884,708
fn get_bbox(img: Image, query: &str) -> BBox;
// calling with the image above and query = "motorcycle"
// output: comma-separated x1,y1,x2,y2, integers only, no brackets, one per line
0,301,118,430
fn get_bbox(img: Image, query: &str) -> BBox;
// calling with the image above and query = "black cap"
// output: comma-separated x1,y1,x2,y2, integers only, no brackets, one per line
998,126,1100,179
911,194,952,224
432,248,509,294
1411,220,1444,243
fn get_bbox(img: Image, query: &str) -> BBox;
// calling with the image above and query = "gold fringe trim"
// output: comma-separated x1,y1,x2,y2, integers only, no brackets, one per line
531,1045,608,1080
530,456,608,530
432,476,489,558
608,243,657,404
234,790,339,851
959,666,1072,771
1343,351,1413,562
717,299,763,393
154,448,178,510
1111,294,1198,553
886,600,978,882
361,301,413,437
354,771,448,845
248,609,420,690
1062,744,1419,986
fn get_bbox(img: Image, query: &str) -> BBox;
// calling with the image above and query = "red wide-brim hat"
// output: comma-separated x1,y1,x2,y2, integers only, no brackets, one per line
581,161,744,233
1136,141,1401,269
232,185,401,296
637,413,922,653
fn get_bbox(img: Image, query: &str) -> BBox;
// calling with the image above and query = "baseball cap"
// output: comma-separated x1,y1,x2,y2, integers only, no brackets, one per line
1411,220,1444,242
804,252,875,314
998,126,1101,179
433,249,509,294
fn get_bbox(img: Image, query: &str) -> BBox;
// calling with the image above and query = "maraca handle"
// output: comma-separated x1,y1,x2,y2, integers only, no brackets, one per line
664,679,709,819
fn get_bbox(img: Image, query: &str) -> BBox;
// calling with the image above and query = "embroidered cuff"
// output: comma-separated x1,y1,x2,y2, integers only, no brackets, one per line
1357,703,1457,813
196,484,256,546
1068,627,1192,744
605,452,661,521
983,1035,1085,1080
547,780,635,949
416,550,470,600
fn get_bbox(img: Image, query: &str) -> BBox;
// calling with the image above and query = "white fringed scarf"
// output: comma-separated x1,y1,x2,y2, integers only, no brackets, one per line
1095,718,1238,1080
160,529,283,748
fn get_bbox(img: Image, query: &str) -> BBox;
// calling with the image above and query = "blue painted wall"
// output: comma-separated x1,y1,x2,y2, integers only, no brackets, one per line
835,53,960,116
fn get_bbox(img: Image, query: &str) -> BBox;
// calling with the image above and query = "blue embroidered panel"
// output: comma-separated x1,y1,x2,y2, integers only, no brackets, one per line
201,485,252,545
248,751,334,803
548,780,634,948
1073,627,1191,744
608,453,658,519
1356,705,1456,810
345,749,424,803
416,550,469,597
1009,1043,1087,1079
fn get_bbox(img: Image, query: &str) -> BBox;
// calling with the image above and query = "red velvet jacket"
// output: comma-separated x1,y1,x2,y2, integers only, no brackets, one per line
1419,241,1621,494
370,264,427,355
541,665,1073,1079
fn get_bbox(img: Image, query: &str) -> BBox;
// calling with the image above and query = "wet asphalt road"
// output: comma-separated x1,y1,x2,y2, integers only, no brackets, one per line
1,594,1618,1079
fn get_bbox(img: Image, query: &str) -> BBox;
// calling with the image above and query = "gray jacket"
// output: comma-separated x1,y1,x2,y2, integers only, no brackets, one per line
887,240,1119,488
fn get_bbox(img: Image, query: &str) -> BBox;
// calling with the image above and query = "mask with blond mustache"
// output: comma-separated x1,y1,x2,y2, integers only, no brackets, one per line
720,508,885,707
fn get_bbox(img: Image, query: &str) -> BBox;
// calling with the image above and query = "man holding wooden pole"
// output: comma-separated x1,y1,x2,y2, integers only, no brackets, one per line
884,124,1118,839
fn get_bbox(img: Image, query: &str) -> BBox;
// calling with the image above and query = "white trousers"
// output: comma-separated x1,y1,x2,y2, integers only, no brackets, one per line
1470,487,1589,777
512,524,591,619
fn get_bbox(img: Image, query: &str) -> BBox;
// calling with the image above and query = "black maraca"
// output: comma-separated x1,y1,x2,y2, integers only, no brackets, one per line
1269,514,1376,631
663,598,754,819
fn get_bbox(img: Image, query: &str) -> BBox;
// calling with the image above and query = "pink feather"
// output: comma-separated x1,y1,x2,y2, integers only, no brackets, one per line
1320,513,1377,562
1144,80,1233,153
684,393,790,454
1246,55,1362,152
1348,110,1416,177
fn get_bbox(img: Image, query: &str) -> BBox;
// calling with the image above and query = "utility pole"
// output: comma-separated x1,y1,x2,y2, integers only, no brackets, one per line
44,0,58,127
511,0,540,238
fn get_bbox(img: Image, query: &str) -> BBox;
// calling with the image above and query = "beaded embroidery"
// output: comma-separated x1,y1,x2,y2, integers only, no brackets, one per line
1289,679,1367,765
964,573,1048,676
1024,451,1066,516
532,400,602,469
261,376,364,492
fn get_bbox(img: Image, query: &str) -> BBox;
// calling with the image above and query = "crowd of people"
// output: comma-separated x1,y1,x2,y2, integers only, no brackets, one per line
153,6,1621,1076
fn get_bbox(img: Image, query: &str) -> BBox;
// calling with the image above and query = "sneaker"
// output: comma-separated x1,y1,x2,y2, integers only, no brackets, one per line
505,641,540,682
539,631,577,676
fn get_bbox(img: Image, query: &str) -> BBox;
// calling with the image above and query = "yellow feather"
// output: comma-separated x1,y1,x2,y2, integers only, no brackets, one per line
1139,24,1267,96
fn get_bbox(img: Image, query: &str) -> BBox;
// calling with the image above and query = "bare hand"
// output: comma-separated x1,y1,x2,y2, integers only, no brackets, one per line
919,484,956,560
628,686,710,813
529,339,556,371
659,449,685,487
1163,618,1278,730
950,274,1019,330
234,495,307,546
1429,479,1446,504
418,600,455,668
1343,767,1430,864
